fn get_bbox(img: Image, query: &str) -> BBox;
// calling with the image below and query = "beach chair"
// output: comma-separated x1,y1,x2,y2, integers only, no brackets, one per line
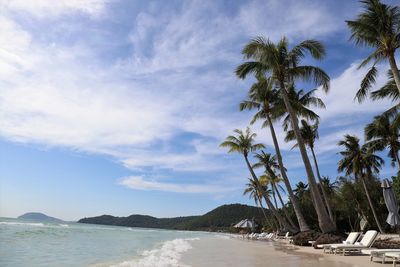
383,252,400,267
318,232,361,253
362,249,400,263
330,230,378,256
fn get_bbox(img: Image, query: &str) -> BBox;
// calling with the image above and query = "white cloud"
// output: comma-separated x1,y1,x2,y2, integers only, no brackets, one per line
0,0,393,194
118,176,237,193
317,62,392,123
0,0,108,17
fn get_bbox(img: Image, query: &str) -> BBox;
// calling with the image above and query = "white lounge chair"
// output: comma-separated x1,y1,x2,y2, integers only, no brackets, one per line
318,232,361,253
383,252,400,267
330,230,378,256
362,249,400,263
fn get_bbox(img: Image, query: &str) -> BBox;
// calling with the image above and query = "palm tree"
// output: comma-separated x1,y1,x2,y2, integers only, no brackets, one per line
254,151,298,229
285,120,334,221
220,128,297,232
294,181,309,199
236,37,336,232
365,113,400,168
338,134,385,233
347,0,400,97
243,178,278,230
240,76,309,231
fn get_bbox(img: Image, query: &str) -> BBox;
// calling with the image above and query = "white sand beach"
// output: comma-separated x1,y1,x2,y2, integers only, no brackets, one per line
182,236,379,267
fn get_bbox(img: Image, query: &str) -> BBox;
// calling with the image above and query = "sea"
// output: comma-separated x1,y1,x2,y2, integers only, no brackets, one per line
0,217,210,267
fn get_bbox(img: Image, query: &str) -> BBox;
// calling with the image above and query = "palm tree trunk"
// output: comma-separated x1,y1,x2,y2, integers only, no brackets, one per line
359,172,384,233
389,54,400,94
243,154,297,232
256,195,278,231
266,114,307,232
273,183,297,229
271,185,278,209
394,150,400,170
310,147,334,222
279,83,336,233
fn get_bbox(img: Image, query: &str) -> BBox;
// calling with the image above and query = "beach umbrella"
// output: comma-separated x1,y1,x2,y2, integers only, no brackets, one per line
381,179,400,227
234,220,245,228
236,219,257,229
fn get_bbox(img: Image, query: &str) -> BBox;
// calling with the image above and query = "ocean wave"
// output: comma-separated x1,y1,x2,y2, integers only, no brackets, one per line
0,221,45,227
110,238,199,267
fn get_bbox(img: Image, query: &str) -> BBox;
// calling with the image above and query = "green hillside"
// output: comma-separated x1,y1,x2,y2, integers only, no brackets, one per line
78,203,268,231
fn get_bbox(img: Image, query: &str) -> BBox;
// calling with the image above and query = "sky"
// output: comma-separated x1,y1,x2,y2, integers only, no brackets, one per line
0,0,398,221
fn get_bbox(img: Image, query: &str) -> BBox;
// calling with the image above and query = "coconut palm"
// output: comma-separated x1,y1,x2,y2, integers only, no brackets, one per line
347,0,400,99
240,76,309,231
338,134,385,233
254,151,298,229
365,113,400,168
294,181,309,199
243,178,278,230
285,120,334,221
280,86,325,131
236,36,336,232
220,128,297,232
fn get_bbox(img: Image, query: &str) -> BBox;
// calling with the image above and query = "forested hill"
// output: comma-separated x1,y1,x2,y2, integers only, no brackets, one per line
78,204,268,231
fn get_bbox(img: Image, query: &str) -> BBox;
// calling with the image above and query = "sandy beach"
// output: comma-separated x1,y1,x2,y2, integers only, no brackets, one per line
182,235,379,267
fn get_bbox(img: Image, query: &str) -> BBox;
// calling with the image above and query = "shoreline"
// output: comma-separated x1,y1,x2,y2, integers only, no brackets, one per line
181,235,379,267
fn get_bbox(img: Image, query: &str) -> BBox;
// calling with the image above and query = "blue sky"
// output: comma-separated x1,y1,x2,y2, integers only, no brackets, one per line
0,0,398,221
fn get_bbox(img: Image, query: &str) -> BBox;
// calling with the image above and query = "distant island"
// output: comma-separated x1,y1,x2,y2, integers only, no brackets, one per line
78,204,268,232
18,212,64,222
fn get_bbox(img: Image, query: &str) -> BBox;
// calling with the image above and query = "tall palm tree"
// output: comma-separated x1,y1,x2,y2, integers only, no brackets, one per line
243,178,278,230
285,120,334,221
254,151,298,229
236,37,336,232
338,134,385,233
365,113,400,168
219,128,297,232
347,0,400,97
240,76,309,231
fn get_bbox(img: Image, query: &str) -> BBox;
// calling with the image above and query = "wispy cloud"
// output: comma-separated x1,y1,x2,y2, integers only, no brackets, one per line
0,0,108,17
118,175,238,193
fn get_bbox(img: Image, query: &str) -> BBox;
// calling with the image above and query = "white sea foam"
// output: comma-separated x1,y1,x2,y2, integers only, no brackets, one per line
0,221,45,227
110,238,198,267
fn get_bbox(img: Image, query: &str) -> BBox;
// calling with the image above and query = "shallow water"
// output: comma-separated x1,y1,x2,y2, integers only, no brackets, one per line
0,217,207,267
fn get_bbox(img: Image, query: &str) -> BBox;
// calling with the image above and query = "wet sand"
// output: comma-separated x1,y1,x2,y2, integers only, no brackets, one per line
181,236,380,267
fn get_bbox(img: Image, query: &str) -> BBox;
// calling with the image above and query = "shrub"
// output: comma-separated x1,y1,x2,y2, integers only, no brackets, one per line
292,231,321,246
313,233,345,248
374,238,400,249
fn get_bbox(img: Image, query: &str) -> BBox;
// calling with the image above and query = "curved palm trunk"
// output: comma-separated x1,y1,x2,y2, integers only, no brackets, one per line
394,150,400,170
359,172,384,233
388,54,400,94
243,154,297,233
310,147,334,222
267,115,306,232
272,183,297,229
279,84,336,233
271,186,278,209
256,195,278,231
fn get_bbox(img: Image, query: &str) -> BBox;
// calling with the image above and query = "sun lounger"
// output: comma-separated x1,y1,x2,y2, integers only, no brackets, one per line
330,230,378,256
363,249,400,263
318,232,361,253
383,252,400,267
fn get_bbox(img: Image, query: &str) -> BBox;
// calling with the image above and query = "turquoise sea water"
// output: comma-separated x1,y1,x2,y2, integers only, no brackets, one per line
0,217,208,267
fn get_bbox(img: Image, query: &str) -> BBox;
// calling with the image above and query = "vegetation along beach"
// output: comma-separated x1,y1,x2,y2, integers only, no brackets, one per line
0,0,399,266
